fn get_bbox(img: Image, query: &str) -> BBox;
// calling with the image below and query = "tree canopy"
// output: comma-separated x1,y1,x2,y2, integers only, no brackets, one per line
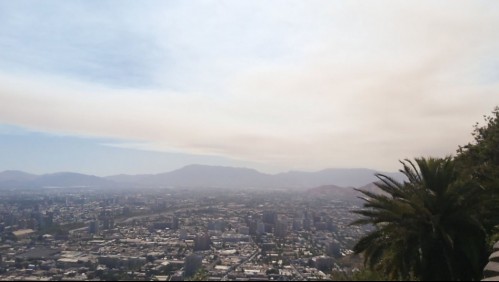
353,157,487,280
455,106,499,235
352,107,499,280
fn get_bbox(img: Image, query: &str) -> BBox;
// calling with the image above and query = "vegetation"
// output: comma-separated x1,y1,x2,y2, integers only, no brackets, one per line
330,269,387,281
352,107,499,281
189,268,209,281
455,106,499,243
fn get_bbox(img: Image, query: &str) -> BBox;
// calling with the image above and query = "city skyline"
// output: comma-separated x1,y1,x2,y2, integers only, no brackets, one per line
1,1,499,175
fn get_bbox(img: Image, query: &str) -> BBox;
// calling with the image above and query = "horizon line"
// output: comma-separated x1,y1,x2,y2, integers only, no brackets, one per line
0,163,400,178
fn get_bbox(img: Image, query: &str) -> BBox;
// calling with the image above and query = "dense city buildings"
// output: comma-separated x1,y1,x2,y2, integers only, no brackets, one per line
0,186,369,281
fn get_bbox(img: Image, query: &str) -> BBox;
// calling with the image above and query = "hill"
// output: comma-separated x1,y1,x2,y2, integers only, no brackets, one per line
0,165,404,189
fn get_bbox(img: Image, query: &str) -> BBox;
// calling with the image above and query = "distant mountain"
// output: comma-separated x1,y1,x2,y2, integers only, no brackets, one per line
0,170,38,187
274,168,403,188
0,165,404,189
0,171,113,188
355,182,388,195
0,170,37,182
106,164,404,189
142,165,273,188
33,172,113,187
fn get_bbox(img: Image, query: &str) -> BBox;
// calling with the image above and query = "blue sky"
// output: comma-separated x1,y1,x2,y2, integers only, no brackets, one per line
0,1,499,175
0,124,257,175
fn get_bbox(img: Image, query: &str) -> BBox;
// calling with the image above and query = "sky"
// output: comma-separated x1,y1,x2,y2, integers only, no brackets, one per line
0,1,499,176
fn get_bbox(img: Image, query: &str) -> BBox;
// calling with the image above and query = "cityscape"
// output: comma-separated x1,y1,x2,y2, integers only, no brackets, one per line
1,1,498,281
0,185,370,281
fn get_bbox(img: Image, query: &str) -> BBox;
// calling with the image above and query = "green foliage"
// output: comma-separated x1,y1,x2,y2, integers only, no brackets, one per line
456,106,499,233
351,269,387,281
330,269,387,281
457,106,499,177
352,157,487,281
189,268,208,281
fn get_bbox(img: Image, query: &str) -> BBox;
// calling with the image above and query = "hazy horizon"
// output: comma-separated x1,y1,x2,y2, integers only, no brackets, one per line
0,162,401,178
1,1,499,176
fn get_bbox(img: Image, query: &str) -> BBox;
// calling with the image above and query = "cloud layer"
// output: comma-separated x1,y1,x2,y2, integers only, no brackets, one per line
0,1,498,172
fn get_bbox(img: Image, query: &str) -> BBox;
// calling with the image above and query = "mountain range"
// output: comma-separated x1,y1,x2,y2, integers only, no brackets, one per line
0,164,404,189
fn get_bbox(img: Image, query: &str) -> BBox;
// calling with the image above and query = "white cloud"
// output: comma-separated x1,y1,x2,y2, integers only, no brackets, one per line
0,1,498,172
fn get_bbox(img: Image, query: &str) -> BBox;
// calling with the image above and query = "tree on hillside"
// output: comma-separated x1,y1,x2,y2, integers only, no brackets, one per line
455,106,499,237
352,157,487,281
456,107,499,180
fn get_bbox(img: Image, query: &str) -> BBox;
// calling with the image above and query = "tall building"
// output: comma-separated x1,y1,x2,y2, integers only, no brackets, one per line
172,216,179,230
179,229,188,240
274,221,288,238
263,211,277,225
292,218,303,231
314,256,334,272
102,217,114,230
248,220,257,235
184,254,202,277
303,218,312,231
194,233,211,251
326,241,342,258
88,220,99,234
256,221,266,235
44,212,54,228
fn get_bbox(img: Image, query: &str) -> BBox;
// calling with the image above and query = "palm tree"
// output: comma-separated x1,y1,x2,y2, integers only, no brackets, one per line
352,157,488,281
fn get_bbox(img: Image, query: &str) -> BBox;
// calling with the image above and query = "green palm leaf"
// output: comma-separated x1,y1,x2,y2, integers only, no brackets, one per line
352,157,488,281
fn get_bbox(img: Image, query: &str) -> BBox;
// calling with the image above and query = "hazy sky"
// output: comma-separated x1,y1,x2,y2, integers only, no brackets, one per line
1,1,498,176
